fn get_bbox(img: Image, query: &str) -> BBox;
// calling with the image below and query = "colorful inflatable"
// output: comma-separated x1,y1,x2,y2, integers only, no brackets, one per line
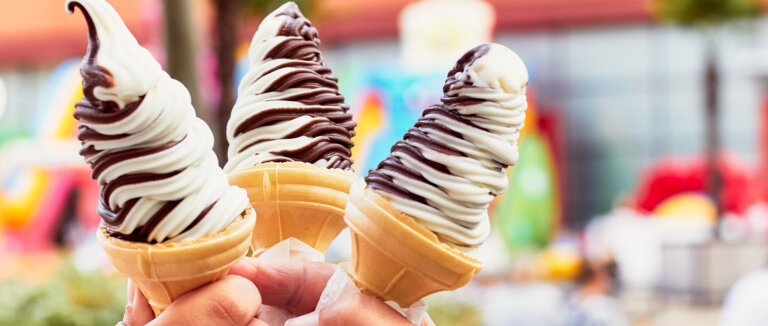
634,155,759,216
493,96,560,250
653,192,717,223
0,59,100,251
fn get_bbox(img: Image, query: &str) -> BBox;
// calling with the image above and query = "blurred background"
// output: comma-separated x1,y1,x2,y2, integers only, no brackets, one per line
3,0,768,325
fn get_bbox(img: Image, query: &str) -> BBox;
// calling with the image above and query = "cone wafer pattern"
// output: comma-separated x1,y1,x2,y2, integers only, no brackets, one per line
97,208,255,316
228,162,355,255
345,180,482,307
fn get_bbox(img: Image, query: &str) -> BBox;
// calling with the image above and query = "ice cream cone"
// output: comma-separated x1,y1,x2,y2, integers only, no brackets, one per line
97,208,256,316
228,162,356,255
344,179,483,307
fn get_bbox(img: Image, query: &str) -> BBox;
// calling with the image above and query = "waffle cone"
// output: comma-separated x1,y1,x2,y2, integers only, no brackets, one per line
97,208,256,316
228,162,356,255
345,179,483,307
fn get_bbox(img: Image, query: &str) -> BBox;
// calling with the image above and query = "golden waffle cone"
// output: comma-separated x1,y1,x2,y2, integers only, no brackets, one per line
345,179,483,307
228,162,356,255
97,208,256,316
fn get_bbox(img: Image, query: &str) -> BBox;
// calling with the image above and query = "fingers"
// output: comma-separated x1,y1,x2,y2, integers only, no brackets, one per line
148,275,261,326
285,293,413,326
122,280,154,326
229,258,336,315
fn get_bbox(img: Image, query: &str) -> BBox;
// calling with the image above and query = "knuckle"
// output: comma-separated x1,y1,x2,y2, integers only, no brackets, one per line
285,263,309,310
319,295,361,325
207,292,249,324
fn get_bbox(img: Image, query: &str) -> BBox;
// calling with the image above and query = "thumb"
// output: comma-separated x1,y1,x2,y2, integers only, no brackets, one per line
148,275,261,326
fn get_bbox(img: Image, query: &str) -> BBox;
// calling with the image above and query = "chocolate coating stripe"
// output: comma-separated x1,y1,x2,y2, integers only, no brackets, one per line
443,44,491,93
226,2,355,172
77,126,128,142
69,0,249,243
106,200,180,243
74,95,143,124
68,2,114,105
99,197,136,228
77,93,191,241
234,107,349,135
90,136,185,178
363,43,529,250
100,170,184,203
365,46,495,196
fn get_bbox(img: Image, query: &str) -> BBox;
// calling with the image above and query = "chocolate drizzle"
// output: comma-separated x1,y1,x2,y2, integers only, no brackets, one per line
234,2,355,170
89,136,185,178
443,44,490,95
105,200,218,243
365,44,507,216
70,1,217,243
68,2,114,106
105,200,181,243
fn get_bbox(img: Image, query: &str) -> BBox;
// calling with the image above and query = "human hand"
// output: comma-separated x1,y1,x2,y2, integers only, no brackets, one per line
120,275,266,326
228,258,434,326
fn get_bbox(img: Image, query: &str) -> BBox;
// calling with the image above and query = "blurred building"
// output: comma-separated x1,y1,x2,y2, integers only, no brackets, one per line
2,0,766,230
315,0,767,228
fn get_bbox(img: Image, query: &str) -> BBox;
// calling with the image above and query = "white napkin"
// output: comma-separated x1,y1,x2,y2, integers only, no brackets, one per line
315,263,428,325
255,238,428,325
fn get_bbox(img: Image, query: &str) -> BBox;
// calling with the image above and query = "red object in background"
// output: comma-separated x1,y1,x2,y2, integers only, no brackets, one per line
538,106,566,228
250,0,653,45
761,90,768,202
1,0,153,67
634,155,759,216
2,0,655,67
2,166,100,252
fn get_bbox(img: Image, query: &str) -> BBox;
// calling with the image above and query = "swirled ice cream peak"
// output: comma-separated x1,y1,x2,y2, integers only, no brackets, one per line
225,2,356,173
66,0,160,109
365,43,528,252
67,0,249,243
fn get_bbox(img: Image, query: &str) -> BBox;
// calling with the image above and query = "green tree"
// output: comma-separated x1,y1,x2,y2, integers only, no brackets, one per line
654,0,763,217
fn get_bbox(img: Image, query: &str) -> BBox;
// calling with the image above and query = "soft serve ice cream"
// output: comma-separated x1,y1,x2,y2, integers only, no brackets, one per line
67,0,249,243
225,2,356,173
364,43,528,251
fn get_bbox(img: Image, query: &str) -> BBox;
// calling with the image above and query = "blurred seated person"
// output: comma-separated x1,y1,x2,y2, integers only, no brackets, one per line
561,257,628,326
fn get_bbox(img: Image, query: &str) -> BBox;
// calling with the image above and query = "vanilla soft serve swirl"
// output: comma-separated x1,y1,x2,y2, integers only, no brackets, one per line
225,2,355,173
365,44,529,251
67,0,249,243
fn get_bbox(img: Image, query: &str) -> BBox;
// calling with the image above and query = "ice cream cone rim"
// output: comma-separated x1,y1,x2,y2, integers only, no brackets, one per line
253,200,345,211
229,162,354,254
97,207,256,253
232,160,357,175
229,161,357,187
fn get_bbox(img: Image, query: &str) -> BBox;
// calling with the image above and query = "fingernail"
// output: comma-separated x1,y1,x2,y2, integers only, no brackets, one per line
285,312,319,326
